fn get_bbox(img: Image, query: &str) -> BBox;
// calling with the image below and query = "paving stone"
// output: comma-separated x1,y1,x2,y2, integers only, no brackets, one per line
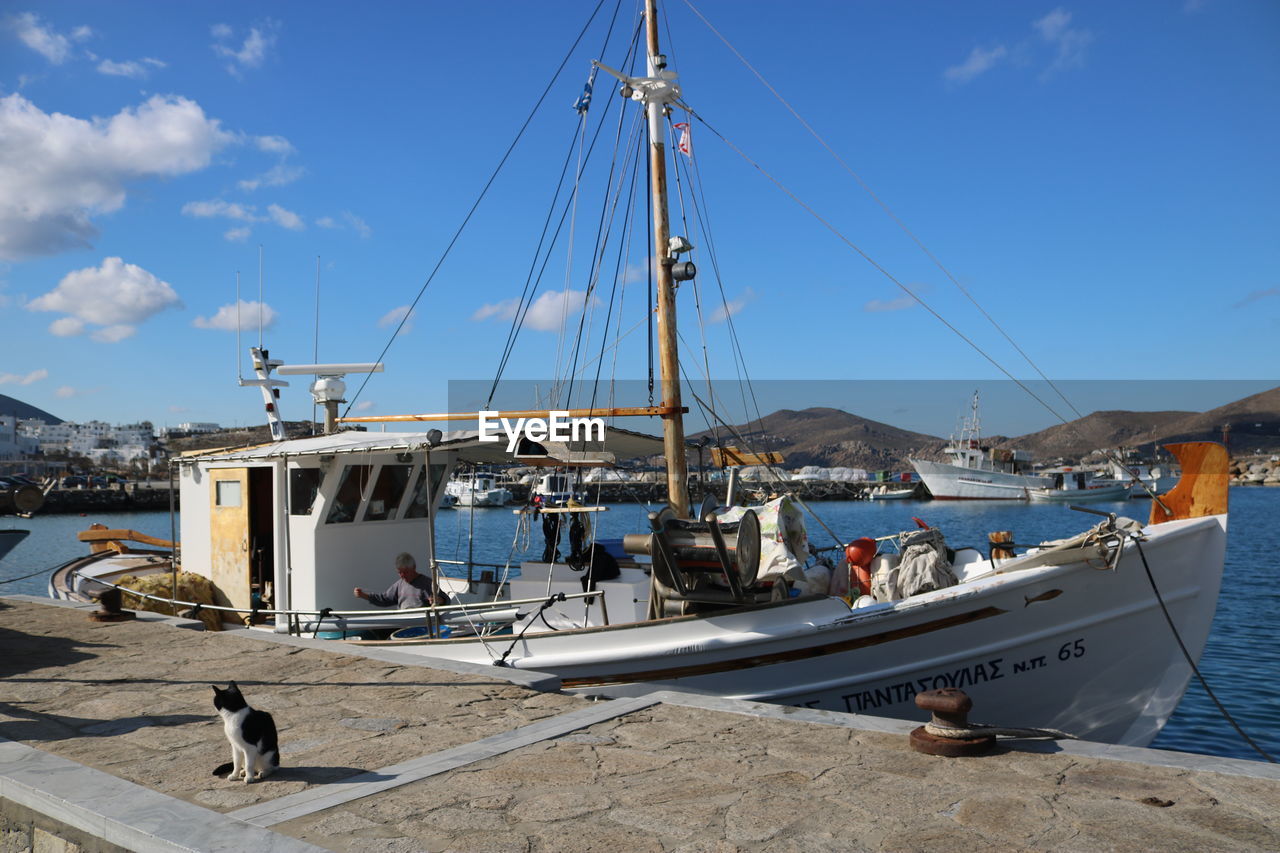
4,598,1280,853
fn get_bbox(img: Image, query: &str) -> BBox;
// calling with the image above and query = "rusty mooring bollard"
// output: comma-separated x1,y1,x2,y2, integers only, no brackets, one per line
909,688,996,757
89,587,136,623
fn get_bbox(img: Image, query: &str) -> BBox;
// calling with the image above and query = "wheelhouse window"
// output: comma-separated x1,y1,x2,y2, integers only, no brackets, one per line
325,464,371,524
289,467,323,515
405,463,448,519
363,464,412,522
215,480,242,507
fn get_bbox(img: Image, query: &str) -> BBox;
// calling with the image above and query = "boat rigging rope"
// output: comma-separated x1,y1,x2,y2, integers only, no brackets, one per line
1131,536,1276,763
341,0,612,416
667,110,773,456
686,108,1080,436
678,0,1168,497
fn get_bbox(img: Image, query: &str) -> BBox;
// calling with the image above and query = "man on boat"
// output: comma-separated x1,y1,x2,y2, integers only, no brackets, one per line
353,553,448,609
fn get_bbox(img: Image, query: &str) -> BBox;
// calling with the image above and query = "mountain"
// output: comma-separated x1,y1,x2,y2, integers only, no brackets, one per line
697,385,1280,470
689,407,941,471
1006,387,1280,459
0,393,62,424
1133,386,1280,453
996,410,1193,461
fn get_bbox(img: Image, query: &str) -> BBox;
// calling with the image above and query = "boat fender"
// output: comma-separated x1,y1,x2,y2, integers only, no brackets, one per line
844,537,877,597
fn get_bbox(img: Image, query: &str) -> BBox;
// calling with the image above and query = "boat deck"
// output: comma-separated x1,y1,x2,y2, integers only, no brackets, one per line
2,595,1277,852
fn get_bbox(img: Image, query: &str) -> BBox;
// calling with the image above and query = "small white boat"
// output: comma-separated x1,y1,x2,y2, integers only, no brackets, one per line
1028,469,1132,503
445,472,512,507
867,485,916,500
533,471,577,506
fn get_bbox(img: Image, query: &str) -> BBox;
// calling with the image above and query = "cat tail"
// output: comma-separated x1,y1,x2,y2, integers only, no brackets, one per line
212,762,234,777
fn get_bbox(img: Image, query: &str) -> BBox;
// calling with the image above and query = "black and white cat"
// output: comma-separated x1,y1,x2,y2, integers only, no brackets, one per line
211,681,280,783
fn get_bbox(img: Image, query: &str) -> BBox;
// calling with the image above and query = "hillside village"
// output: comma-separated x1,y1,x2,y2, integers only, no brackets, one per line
2,387,1277,490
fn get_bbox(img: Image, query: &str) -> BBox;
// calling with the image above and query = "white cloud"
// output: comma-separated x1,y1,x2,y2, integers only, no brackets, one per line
709,287,756,323
54,384,99,399
92,324,136,343
224,226,251,242
267,203,303,230
212,21,278,76
183,199,304,233
344,211,371,238
0,368,47,386
255,135,294,154
182,199,258,221
96,57,165,78
472,289,597,332
863,294,918,312
378,305,415,333
168,404,189,413
314,211,371,237
193,299,278,332
0,93,233,260
1034,8,1093,76
28,256,181,341
1233,287,1280,309
238,163,303,192
6,12,88,64
943,45,1008,85
49,316,85,337
353,400,375,412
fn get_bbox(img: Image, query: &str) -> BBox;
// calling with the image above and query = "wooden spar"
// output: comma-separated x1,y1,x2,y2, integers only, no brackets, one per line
711,446,785,468
646,0,690,518
338,405,685,424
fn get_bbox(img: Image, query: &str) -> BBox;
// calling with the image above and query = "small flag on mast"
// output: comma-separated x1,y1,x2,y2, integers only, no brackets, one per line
673,122,692,156
574,68,597,114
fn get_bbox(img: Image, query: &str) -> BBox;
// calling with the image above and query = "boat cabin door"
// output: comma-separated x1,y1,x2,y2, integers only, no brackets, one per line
209,466,275,623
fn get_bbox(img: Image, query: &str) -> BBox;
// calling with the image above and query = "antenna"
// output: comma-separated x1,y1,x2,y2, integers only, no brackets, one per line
235,271,242,382
277,362,385,435
257,245,264,349
313,255,321,435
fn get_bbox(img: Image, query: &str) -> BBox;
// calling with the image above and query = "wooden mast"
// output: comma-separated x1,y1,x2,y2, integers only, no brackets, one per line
645,0,690,517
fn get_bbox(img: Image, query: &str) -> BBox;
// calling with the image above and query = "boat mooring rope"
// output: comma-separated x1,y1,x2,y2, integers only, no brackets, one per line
1132,535,1276,763
924,721,1075,741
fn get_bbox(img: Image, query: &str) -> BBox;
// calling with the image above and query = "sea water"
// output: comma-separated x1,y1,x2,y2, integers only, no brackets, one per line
3,488,1276,762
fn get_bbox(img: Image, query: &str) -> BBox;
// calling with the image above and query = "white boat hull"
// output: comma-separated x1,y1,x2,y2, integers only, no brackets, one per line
376,514,1225,746
452,489,511,507
911,458,1049,500
1028,483,1132,503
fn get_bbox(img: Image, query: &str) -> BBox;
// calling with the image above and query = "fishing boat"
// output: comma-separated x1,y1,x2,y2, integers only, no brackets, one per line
1027,468,1132,503
47,0,1230,748
445,471,513,507
910,392,1050,500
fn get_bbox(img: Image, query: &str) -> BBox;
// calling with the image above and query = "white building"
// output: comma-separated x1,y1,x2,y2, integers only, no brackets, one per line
17,419,156,464
0,415,40,461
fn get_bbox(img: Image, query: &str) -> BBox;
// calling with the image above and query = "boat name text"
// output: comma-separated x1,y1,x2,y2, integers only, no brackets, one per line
832,637,1088,714
478,411,606,453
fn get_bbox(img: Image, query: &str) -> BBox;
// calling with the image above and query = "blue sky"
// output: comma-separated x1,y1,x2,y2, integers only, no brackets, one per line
1,1,1276,437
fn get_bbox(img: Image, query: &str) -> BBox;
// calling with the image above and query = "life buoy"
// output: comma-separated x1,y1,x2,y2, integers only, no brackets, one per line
844,537,877,597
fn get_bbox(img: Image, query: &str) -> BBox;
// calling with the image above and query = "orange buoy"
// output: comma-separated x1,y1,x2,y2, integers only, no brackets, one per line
844,537,877,597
